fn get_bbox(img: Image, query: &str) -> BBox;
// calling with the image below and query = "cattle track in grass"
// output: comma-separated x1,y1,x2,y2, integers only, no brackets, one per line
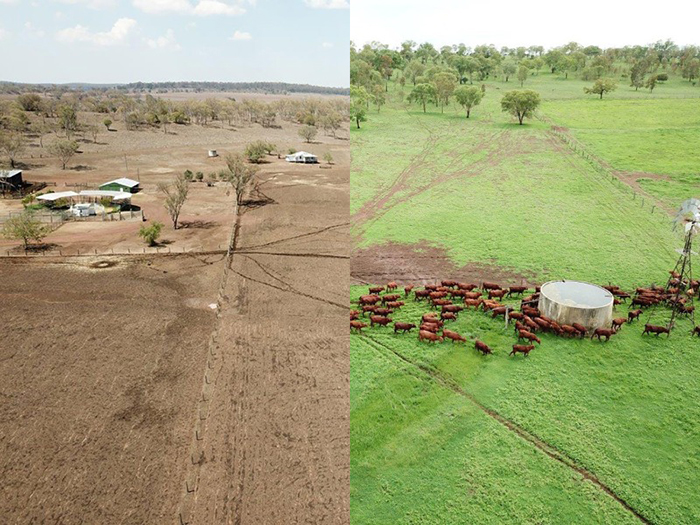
361,334,652,525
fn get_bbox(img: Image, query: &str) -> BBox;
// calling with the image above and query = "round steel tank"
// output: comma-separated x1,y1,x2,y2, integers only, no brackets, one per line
538,280,614,330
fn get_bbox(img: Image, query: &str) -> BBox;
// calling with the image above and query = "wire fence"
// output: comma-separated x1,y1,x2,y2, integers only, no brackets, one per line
1,243,229,258
0,209,144,224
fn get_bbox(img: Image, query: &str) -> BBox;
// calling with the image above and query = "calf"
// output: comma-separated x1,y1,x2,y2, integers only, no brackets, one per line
350,321,368,332
692,326,700,337
443,329,467,343
560,324,579,338
362,305,378,315
591,328,615,341
522,306,540,317
628,309,643,322
442,304,464,313
518,330,541,345
491,306,508,318
429,291,448,300
422,313,440,323
643,324,671,337
464,291,482,300
611,318,627,332
475,340,493,355
508,311,524,321
370,315,392,327
431,299,452,308
441,280,458,288
419,330,443,343
394,322,416,334
374,307,393,316
510,344,534,357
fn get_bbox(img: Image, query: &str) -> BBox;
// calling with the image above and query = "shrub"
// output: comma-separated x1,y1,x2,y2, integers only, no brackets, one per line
139,221,163,246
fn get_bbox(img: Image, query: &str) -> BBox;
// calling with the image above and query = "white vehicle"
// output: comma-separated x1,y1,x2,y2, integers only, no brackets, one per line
71,203,97,217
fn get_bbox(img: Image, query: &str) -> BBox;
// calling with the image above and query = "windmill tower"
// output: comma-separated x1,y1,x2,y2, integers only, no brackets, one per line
666,198,700,328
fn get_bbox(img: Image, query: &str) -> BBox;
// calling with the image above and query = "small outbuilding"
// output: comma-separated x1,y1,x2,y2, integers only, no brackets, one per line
99,177,140,193
285,151,318,164
0,169,23,190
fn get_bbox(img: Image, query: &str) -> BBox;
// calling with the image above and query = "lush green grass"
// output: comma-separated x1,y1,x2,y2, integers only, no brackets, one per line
351,73,700,524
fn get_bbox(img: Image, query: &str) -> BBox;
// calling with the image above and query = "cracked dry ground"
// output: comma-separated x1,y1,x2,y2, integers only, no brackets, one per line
180,167,350,524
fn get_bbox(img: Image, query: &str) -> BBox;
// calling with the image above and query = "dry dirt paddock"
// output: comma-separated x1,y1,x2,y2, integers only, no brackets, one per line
0,254,223,524
0,91,348,255
0,124,350,523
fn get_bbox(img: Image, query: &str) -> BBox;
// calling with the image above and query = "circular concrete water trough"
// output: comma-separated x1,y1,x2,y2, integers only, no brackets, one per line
538,280,614,330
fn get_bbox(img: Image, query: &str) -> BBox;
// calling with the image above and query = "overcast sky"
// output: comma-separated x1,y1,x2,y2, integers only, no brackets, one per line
351,0,700,51
0,0,349,86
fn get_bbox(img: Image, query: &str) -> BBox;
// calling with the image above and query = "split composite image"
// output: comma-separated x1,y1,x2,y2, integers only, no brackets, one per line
1,0,700,524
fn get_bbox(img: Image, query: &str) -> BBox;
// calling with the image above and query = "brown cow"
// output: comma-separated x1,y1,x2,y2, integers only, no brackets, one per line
362,305,378,315
422,313,440,323
370,315,392,327
507,286,528,297
449,289,467,298
350,310,359,320
420,323,441,333
482,281,501,290
414,290,431,300
419,330,443,343
475,340,493,355
443,329,467,343
560,325,579,338
488,289,507,300
374,307,393,316
442,304,464,313
441,280,458,288
591,328,615,341
424,284,439,291
359,294,381,305
510,344,534,357
369,286,385,294
491,306,508,318
628,309,643,322
429,291,448,300
441,312,457,321
611,318,627,332
523,316,540,332
381,294,401,304
518,330,541,344
643,324,671,337
508,311,524,321
432,299,452,308
386,282,398,291
464,298,483,310
572,323,587,337
464,291,482,300
404,285,414,296
386,301,405,309
350,321,368,332
692,326,700,337
458,283,478,291
513,321,526,333
522,306,540,317
394,322,416,334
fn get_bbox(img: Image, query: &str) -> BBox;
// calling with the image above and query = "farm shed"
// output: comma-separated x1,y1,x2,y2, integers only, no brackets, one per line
37,191,78,202
0,170,23,190
99,178,140,193
285,151,318,164
80,190,133,202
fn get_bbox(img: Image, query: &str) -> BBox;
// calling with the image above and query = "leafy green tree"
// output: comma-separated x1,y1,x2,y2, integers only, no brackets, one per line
432,72,457,113
58,105,78,137
500,90,541,125
17,94,43,112
454,86,484,118
517,65,529,87
139,222,163,246
371,84,386,112
407,83,437,113
682,58,700,83
323,152,333,165
245,141,268,163
0,132,26,169
584,78,617,99
645,75,659,93
103,118,113,131
350,85,369,129
502,59,517,82
48,139,78,170
630,61,647,91
2,210,50,249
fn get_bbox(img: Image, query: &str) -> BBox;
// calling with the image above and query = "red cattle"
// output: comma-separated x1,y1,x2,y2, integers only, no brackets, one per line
475,340,493,355
457,283,478,291
591,328,615,341
491,306,508,318
369,286,384,294
441,280,458,288
394,322,416,334
643,324,671,337
510,344,534,357
443,329,467,343
508,311,524,321
381,294,401,304
464,298,483,310
350,321,368,332
507,285,528,297
611,318,627,332
464,291,482,300
386,282,398,291
440,312,457,321
488,289,507,300
370,315,392,327
482,281,501,290
627,309,643,322
560,325,579,338
350,310,359,320
386,301,405,309
419,330,443,343
362,305,378,315
442,304,464,313
518,330,541,344
374,307,393,316
572,323,587,336
420,323,441,333
404,285,414,296
414,290,431,300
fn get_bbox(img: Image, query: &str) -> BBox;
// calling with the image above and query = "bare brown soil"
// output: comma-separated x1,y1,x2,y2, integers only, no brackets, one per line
0,133,350,523
0,254,223,524
351,241,535,286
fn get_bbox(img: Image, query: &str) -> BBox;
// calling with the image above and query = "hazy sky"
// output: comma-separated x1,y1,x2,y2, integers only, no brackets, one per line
0,0,349,86
351,0,700,50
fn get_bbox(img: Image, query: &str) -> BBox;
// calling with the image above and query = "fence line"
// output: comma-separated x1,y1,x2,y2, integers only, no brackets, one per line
0,209,143,224
1,243,228,259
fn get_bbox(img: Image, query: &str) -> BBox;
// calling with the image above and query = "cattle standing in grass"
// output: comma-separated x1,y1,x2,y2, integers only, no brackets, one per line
394,322,416,334
491,307,507,318
350,321,368,332
404,285,414,296
443,329,467,343
572,323,587,337
510,344,534,357
508,311,524,321
523,317,540,332
482,281,501,290
628,309,643,322
419,330,443,343
362,305,378,316
464,291,482,300
441,312,457,321
522,306,540,317
382,294,401,304
475,340,493,355
422,313,440,323
560,325,579,338
507,286,528,297
442,305,464,314
611,318,627,332
370,315,392,327
464,298,483,310
643,324,671,337
420,323,441,333
518,330,541,344
350,310,359,320
369,286,384,294
374,307,393,316
458,283,478,291
386,282,398,291
488,289,507,300
591,328,615,341
414,290,431,301
359,294,381,305
387,301,405,309
441,280,457,288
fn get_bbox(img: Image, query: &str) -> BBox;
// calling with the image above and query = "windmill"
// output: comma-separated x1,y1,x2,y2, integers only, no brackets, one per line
663,198,700,329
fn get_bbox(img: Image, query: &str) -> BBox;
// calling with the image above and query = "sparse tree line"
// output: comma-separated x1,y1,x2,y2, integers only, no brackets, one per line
350,39,700,127
0,91,348,170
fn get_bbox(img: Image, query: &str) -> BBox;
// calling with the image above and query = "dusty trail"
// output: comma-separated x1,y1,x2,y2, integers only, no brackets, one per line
362,335,651,525
179,166,350,524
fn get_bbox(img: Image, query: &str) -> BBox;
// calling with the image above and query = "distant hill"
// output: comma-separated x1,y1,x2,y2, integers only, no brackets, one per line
0,81,349,96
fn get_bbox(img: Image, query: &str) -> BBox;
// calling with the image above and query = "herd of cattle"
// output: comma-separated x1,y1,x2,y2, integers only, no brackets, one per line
350,273,698,357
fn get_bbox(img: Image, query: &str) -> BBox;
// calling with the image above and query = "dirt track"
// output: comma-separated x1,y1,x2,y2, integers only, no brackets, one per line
0,156,349,522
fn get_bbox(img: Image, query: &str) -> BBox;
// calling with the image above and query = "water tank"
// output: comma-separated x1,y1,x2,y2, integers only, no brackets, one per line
538,280,614,330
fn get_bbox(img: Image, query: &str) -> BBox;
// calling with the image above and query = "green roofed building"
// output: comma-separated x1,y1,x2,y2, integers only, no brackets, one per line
99,177,139,193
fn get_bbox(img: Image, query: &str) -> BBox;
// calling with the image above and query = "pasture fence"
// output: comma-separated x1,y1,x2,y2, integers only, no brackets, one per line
0,209,143,225
0,243,228,258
